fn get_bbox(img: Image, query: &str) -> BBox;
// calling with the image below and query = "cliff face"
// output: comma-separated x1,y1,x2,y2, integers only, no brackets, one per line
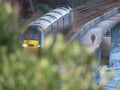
4,0,58,19
3,0,34,19
3,0,95,19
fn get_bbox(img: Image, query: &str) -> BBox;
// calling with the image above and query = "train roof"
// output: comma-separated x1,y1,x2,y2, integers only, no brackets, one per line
29,6,72,31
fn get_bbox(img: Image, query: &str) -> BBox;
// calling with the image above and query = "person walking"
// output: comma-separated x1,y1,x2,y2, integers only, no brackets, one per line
91,34,95,45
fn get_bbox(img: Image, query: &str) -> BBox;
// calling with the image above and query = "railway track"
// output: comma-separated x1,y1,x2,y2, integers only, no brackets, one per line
66,0,120,39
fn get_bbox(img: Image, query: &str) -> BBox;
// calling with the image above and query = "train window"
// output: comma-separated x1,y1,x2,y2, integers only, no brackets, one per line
24,34,39,40
45,14,57,20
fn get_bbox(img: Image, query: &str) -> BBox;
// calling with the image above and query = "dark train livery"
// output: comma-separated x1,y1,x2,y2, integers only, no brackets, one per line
22,6,73,54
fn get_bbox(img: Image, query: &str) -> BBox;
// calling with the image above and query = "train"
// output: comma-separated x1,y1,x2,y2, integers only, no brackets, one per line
22,6,73,54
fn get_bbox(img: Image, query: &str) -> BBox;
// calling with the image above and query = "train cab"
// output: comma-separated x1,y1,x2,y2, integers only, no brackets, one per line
22,25,44,55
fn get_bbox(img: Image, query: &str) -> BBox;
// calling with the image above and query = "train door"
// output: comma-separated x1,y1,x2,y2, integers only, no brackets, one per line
51,22,57,38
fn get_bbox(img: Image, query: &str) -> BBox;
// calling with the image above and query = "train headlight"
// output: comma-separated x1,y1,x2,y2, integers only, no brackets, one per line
22,44,28,47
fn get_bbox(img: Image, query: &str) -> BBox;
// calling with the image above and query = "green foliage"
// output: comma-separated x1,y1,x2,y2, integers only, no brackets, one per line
34,3,52,13
41,35,100,90
0,35,100,90
0,1,102,90
0,2,19,53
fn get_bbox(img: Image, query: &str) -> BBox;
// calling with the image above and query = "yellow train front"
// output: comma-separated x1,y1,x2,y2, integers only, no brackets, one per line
22,25,44,55
23,40,39,55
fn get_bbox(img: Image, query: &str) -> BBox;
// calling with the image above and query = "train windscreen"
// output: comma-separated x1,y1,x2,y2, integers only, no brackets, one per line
24,34,39,40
